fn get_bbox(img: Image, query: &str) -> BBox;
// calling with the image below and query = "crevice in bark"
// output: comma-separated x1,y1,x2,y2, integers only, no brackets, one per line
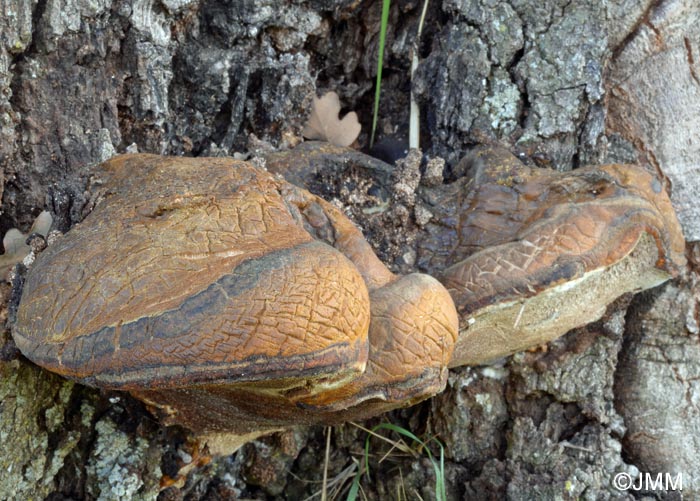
684,37,700,87
610,0,665,60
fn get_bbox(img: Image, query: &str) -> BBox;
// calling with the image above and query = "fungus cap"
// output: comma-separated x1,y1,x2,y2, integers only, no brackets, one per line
266,143,687,368
437,147,687,366
14,155,372,391
13,154,459,441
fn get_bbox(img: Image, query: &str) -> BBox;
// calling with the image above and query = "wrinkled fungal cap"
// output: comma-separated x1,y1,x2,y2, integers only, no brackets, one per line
13,154,458,446
14,155,370,389
264,143,686,369
440,147,687,366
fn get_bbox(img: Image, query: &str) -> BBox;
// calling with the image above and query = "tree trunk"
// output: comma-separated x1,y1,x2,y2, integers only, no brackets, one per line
1,0,698,499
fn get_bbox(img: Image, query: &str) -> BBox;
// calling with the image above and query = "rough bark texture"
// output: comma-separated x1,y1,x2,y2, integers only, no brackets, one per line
1,0,698,499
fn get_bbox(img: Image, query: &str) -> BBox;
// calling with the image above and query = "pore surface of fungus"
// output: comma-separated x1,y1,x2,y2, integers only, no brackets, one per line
13,154,458,446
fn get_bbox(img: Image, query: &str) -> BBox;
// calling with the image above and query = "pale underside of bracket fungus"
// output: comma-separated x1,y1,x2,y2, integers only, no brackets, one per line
13,154,458,451
12,148,686,453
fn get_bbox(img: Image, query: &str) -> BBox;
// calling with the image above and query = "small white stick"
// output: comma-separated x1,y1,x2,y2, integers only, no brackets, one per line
409,0,430,150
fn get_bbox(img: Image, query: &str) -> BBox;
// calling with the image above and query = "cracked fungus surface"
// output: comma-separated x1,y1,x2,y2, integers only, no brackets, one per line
14,154,371,388
427,148,687,367
439,161,687,315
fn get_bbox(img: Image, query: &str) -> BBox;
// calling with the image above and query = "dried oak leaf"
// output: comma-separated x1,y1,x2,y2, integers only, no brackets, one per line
302,91,361,147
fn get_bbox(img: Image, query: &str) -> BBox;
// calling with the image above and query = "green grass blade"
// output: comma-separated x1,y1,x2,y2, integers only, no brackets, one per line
346,461,361,501
362,423,447,501
370,0,391,148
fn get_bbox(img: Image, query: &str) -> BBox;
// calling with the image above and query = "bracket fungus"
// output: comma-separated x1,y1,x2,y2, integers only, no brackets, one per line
264,142,686,367
13,154,458,451
10,147,686,453
418,146,687,366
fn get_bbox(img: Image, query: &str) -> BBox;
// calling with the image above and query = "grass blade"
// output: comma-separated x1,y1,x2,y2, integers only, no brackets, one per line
350,423,446,501
370,0,391,148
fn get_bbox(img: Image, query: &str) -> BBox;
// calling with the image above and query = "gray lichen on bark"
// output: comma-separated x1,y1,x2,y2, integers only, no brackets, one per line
0,361,78,499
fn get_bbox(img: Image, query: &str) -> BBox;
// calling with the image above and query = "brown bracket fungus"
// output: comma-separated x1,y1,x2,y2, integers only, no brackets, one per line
263,142,686,369
419,146,687,366
12,154,458,452
10,147,687,454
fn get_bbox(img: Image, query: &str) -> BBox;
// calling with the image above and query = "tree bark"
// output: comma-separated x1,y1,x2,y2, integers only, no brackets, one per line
1,0,698,499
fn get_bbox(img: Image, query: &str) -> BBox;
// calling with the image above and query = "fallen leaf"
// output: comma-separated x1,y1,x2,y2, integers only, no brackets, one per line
3,229,27,256
302,91,361,147
1,211,53,276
